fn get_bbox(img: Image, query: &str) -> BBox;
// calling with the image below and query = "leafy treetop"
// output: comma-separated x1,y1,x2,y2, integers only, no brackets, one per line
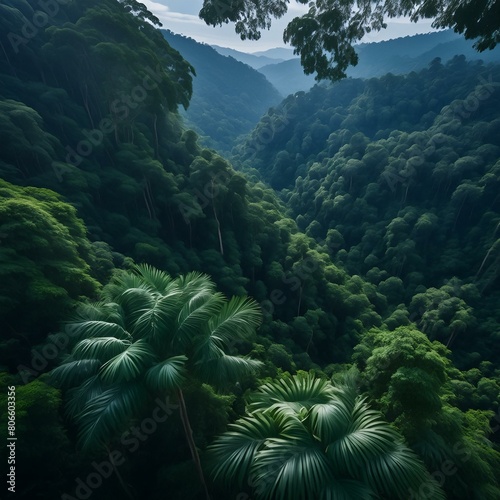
199,0,500,80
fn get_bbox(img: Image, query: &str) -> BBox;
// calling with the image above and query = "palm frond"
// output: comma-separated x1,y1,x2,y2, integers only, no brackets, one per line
66,320,131,342
65,375,104,419
72,337,131,363
103,271,146,301
134,263,177,294
100,339,157,383
76,382,146,451
132,292,181,344
176,271,216,299
145,355,188,392
50,359,101,388
68,301,108,322
194,353,263,388
206,296,262,346
206,412,280,489
114,287,155,330
173,291,224,349
326,398,401,477
248,373,335,415
252,432,334,500
362,444,445,500
307,400,352,445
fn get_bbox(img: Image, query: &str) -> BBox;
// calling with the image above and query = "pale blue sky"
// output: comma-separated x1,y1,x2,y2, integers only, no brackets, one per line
143,0,438,52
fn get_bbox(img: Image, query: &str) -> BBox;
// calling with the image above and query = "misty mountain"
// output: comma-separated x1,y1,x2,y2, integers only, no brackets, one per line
162,30,282,152
251,47,296,59
211,44,285,69
259,30,500,95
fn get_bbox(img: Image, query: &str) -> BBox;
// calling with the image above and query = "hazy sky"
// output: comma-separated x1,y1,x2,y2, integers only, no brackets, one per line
143,0,438,52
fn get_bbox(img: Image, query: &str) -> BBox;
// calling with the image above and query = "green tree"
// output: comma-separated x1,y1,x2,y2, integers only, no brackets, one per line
199,0,500,80
51,264,262,499
207,372,444,499
0,179,100,353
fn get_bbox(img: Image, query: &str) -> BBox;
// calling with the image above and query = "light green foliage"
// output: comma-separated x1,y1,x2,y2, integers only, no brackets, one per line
354,326,500,499
0,179,99,341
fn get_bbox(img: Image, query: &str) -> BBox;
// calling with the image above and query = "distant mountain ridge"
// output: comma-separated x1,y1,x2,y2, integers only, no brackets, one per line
211,45,285,69
223,30,500,96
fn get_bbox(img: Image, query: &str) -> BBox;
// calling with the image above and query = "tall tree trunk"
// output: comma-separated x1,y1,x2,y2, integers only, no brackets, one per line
211,180,224,255
105,445,135,500
177,389,210,500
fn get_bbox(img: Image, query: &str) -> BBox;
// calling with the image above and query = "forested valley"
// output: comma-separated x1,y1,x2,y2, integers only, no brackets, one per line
0,1,499,499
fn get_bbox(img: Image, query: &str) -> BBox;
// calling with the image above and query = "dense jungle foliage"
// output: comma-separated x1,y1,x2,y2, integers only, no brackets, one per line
0,0,499,499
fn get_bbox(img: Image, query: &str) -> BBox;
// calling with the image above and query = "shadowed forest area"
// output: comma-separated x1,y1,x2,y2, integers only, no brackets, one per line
0,1,499,499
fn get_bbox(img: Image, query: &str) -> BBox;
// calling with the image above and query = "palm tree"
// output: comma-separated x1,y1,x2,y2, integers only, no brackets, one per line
207,372,445,500
51,264,262,499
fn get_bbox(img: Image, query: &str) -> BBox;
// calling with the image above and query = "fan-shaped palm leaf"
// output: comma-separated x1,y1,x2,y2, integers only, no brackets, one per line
307,399,352,444
251,417,334,500
103,271,146,302
76,382,146,451
113,287,156,328
208,374,444,500
72,337,131,362
361,445,445,499
248,373,335,415
145,355,188,392
50,359,101,388
69,301,108,322
207,412,281,489
100,339,157,383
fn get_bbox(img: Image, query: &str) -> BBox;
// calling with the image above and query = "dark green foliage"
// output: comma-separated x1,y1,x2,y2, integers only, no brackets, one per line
235,59,500,366
1,0,499,498
207,372,445,499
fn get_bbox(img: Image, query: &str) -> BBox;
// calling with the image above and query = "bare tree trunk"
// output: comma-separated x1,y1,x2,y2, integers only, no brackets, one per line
105,445,135,500
177,389,210,500
211,180,224,255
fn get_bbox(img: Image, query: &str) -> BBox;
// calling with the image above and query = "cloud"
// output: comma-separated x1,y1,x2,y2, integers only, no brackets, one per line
142,0,169,14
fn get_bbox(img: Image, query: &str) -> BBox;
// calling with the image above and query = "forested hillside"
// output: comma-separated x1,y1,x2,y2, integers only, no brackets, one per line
0,1,499,499
162,30,282,152
235,57,500,362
